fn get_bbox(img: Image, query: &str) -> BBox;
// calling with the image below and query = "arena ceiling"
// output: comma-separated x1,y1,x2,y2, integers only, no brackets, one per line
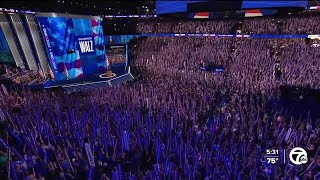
0,1,312,17
0,1,155,15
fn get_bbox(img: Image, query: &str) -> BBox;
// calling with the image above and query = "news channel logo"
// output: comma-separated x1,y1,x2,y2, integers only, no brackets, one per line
289,147,308,165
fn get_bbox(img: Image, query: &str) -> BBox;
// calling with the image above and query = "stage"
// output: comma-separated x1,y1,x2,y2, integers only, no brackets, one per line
0,66,134,92
44,66,134,92
45,67,126,87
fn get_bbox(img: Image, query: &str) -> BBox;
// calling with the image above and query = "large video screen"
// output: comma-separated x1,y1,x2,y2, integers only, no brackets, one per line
107,45,128,73
37,14,107,80
156,0,308,15
0,27,14,64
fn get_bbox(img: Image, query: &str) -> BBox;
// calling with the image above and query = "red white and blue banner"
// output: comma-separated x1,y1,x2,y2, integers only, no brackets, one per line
189,9,277,18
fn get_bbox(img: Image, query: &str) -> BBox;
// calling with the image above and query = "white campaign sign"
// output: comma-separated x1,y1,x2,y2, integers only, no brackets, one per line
1,84,8,96
0,107,5,121
85,143,95,167
285,128,292,142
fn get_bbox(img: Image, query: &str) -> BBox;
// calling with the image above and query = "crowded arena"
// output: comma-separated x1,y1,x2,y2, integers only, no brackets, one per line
0,1,320,180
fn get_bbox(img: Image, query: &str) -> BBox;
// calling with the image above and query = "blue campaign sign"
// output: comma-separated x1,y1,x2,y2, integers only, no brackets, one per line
156,1,205,15
242,1,308,9
77,36,96,55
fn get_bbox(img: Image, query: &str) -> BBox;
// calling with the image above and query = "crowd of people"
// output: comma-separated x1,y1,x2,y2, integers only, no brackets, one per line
1,7,320,179
0,64,21,79
133,37,320,93
0,34,319,180
0,64,46,86
308,0,320,6
137,12,320,35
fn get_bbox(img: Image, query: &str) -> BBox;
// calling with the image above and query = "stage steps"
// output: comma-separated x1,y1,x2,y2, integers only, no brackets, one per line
110,73,134,87
63,81,111,93
62,71,134,93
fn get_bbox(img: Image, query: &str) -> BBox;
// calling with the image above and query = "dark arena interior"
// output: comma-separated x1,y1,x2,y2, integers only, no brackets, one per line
0,1,320,179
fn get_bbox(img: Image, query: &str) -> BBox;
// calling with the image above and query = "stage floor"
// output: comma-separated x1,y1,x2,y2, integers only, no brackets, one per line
45,66,127,88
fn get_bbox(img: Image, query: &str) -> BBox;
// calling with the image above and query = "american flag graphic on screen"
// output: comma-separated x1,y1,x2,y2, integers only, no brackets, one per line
38,15,107,80
39,17,83,80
